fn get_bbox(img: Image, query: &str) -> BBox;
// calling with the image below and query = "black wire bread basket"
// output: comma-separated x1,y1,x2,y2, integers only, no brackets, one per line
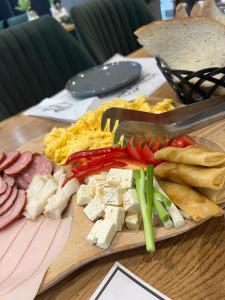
156,57,225,104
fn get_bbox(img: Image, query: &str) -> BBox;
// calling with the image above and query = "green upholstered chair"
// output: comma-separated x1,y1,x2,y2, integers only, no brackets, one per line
0,20,4,30
7,13,28,27
0,16,95,121
70,0,154,64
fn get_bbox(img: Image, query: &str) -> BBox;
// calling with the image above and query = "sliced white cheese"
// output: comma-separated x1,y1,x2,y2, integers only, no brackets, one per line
44,178,79,220
104,206,125,231
103,187,124,206
76,184,93,206
107,168,122,186
25,177,58,220
83,196,105,221
125,212,142,230
120,169,134,189
123,189,140,212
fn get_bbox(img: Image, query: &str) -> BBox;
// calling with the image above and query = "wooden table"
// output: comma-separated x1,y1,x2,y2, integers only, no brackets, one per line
1,49,225,300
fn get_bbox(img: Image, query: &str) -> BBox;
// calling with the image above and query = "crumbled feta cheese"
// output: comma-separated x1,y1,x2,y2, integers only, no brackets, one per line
77,184,93,206
104,206,125,231
83,196,105,221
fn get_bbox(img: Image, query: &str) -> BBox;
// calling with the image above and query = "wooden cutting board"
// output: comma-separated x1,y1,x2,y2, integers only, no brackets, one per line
17,121,225,294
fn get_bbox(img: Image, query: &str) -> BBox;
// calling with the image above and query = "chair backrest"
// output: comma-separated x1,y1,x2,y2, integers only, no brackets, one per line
70,0,154,64
7,13,28,27
0,20,4,30
0,16,95,121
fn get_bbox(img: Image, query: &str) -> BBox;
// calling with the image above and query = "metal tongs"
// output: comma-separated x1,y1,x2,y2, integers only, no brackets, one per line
101,95,225,131
112,98,225,145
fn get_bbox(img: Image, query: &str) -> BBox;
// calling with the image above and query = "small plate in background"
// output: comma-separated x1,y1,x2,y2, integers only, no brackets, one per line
66,61,142,98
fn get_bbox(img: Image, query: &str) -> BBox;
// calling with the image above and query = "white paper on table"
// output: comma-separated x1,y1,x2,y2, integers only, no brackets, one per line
90,262,171,300
23,90,102,123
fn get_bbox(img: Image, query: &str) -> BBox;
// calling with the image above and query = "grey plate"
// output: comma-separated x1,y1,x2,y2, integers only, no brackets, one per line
66,61,142,98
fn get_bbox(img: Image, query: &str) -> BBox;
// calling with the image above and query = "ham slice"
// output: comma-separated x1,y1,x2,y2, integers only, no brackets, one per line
4,152,33,177
0,190,26,230
0,188,18,216
0,152,20,172
0,179,7,195
0,185,12,206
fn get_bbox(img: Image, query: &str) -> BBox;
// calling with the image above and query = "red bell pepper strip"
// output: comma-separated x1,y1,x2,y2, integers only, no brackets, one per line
84,151,127,162
66,147,125,164
140,144,162,166
151,136,161,153
126,136,143,162
75,160,127,181
135,137,143,156
170,135,195,148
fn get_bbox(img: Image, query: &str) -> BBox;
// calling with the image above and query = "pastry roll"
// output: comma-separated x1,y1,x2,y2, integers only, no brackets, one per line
158,180,224,221
154,146,225,167
198,187,225,204
154,162,225,190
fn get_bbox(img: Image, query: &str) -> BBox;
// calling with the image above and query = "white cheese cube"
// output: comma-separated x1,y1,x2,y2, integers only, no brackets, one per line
87,220,103,245
123,189,140,212
104,206,125,231
120,169,134,189
125,212,142,230
96,219,117,249
77,184,93,205
103,187,124,206
83,196,105,221
88,175,109,196
107,168,122,186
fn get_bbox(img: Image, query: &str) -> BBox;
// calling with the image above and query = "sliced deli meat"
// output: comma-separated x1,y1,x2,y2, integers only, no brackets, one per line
18,154,52,186
16,176,29,190
0,179,7,195
3,175,15,187
0,185,12,206
0,187,18,216
0,152,5,164
4,151,33,176
0,190,26,230
0,151,20,172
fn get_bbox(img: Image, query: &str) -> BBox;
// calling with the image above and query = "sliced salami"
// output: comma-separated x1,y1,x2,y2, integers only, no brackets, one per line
18,154,52,185
0,178,7,195
0,151,20,172
0,187,18,216
0,152,5,164
3,175,15,187
16,176,29,190
0,190,26,230
0,185,12,206
4,151,33,176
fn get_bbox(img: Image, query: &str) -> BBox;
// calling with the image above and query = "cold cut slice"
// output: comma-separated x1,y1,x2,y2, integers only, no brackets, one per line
0,179,7,195
0,185,12,206
3,175,15,187
0,152,20,172
0,153,5,164
4,152,33,177
0,190,26,230
18,154,52,185
0,188,18,216
16,176,29,190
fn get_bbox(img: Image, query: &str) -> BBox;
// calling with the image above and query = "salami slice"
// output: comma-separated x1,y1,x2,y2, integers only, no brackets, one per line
0,152,5,164
18,154,52,185
4,151,33,176
0,187,18,216
0,178,7,195
0,151,20,172
3,175,15,187
0,190,26,230
0,185,12,206
16,176,29,190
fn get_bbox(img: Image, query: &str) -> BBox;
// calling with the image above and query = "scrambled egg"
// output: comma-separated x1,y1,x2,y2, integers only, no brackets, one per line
44,96,174,164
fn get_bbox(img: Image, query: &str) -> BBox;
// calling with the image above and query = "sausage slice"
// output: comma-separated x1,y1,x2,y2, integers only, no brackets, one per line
0,152,5,164
0,185,12,206
0,151,20,172
4,152,33,176
0,190,26,230
0,187,18,216
0,178,7,195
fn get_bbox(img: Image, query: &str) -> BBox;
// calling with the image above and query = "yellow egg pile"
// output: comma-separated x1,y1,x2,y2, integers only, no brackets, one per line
44,96,174,165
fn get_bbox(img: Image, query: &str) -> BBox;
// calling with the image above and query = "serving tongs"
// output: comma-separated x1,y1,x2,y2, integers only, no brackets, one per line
101,96,225,132
113,100,225,145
